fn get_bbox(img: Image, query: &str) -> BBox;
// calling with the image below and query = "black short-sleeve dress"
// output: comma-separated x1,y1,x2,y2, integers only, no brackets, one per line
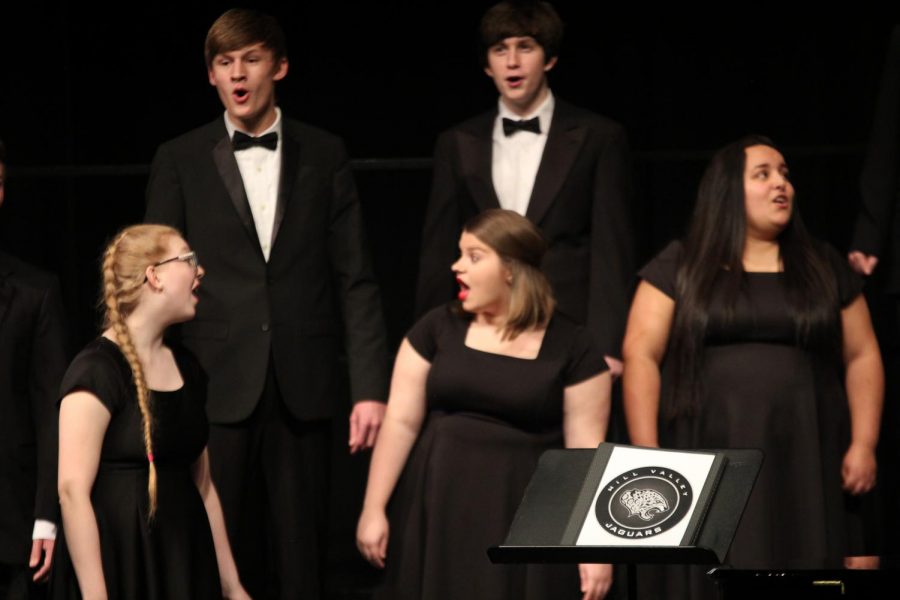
377,305,608,600
49,338,220,600
638,241,864,596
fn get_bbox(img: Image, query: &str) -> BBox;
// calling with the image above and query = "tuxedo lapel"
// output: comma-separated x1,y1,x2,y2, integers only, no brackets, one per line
526,102,585,225
272,130,299,248
0,261,13,331
458,113,501,212
211,132,264,258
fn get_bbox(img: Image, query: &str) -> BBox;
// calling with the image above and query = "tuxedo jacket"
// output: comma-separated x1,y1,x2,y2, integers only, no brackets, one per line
0,252,67,564
853,24,900,294
415,99,635,356
145,116,389,424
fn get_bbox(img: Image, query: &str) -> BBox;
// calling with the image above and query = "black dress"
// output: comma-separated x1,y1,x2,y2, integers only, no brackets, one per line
49,338,220,599
639,241,864,597
377,306,608,600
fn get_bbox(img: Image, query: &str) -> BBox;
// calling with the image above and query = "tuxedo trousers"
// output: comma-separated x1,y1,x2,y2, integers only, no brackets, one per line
0,563,44,600
208,360,330,600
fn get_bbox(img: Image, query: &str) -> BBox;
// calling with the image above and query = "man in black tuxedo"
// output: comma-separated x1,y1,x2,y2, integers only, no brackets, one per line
850,25,900,286
144,10,389,599
0,139,68,599
415,1,634,371
848,24,900,567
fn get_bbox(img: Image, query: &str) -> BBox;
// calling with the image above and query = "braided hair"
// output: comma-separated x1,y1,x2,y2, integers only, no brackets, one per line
101,224,180,518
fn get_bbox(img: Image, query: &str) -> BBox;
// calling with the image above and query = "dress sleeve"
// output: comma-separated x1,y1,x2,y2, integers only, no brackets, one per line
406,305,452,362
638,240,683,299
822,243,864,307
564,324,610,386
59,345,127,414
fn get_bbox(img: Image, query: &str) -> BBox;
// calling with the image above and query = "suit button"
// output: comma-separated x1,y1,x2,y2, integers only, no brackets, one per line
261,323,270,332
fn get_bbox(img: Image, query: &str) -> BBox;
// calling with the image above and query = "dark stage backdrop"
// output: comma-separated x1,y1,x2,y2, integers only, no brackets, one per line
1,6,899,593
1,7,896,345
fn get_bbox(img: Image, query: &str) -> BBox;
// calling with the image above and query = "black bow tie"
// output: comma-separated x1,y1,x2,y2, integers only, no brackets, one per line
502,116,541,137
232,131,278,151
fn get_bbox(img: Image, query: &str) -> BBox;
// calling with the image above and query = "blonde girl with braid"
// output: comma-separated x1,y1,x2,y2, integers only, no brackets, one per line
51,225,250,600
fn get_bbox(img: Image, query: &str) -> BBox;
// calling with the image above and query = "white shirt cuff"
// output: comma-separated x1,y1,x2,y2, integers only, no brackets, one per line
32,519,57,541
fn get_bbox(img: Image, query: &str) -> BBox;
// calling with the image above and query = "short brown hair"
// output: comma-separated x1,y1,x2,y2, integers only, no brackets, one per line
204,8,287,68
463,209,555,339
480,1,563,65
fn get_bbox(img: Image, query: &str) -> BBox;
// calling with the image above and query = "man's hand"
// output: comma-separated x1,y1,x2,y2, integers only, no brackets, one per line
848,251,879,276
604,356,623,379
30,538,55,582
349,400,386,454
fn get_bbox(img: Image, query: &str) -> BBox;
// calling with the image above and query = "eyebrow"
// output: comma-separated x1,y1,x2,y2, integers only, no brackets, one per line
749,161,786,170
217,46,266,60
494,36,537,46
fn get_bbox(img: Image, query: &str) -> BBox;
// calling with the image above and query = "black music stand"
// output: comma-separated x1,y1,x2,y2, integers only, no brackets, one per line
488,444,763,599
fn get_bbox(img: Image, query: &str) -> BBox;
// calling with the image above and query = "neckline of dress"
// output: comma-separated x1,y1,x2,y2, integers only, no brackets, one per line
461,315,554,362
97,337,185,393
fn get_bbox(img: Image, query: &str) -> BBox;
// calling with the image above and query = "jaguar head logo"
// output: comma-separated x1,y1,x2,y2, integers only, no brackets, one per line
619,488,669,521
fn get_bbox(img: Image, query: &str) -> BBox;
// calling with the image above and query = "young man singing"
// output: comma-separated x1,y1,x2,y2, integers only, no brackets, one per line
145,9,389,599
416,1,634,376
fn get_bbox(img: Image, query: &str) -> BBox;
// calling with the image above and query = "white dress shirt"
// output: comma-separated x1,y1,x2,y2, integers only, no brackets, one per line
224,108,283,261
491,92,555,216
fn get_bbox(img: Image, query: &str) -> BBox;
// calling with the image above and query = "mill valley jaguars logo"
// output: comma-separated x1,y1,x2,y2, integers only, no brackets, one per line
595,467,692,539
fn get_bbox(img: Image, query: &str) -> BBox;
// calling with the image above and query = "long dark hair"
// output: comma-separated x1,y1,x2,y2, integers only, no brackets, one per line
666,135,840,418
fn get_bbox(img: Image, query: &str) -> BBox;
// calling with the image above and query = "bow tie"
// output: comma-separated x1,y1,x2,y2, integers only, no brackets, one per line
232,131,278,151
502,116,541,137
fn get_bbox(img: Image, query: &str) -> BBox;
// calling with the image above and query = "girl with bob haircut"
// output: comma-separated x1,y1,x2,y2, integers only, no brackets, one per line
50,225,248,600
358,209,613,599
623,136,883,598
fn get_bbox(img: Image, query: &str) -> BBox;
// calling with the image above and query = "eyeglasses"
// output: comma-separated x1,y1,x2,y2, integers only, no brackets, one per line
154,251,200,272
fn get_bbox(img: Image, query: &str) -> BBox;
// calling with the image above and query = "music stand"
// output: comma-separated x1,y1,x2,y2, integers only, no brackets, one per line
488,443,763,599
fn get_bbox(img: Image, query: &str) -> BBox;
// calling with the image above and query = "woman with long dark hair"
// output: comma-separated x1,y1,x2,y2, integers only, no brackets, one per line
623,136,883,595
357,209,613,599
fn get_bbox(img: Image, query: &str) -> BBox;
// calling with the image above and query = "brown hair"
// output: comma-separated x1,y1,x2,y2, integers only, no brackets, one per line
204,8,287,68
463,209,555,339
480,1,564,65
101,224,180,519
